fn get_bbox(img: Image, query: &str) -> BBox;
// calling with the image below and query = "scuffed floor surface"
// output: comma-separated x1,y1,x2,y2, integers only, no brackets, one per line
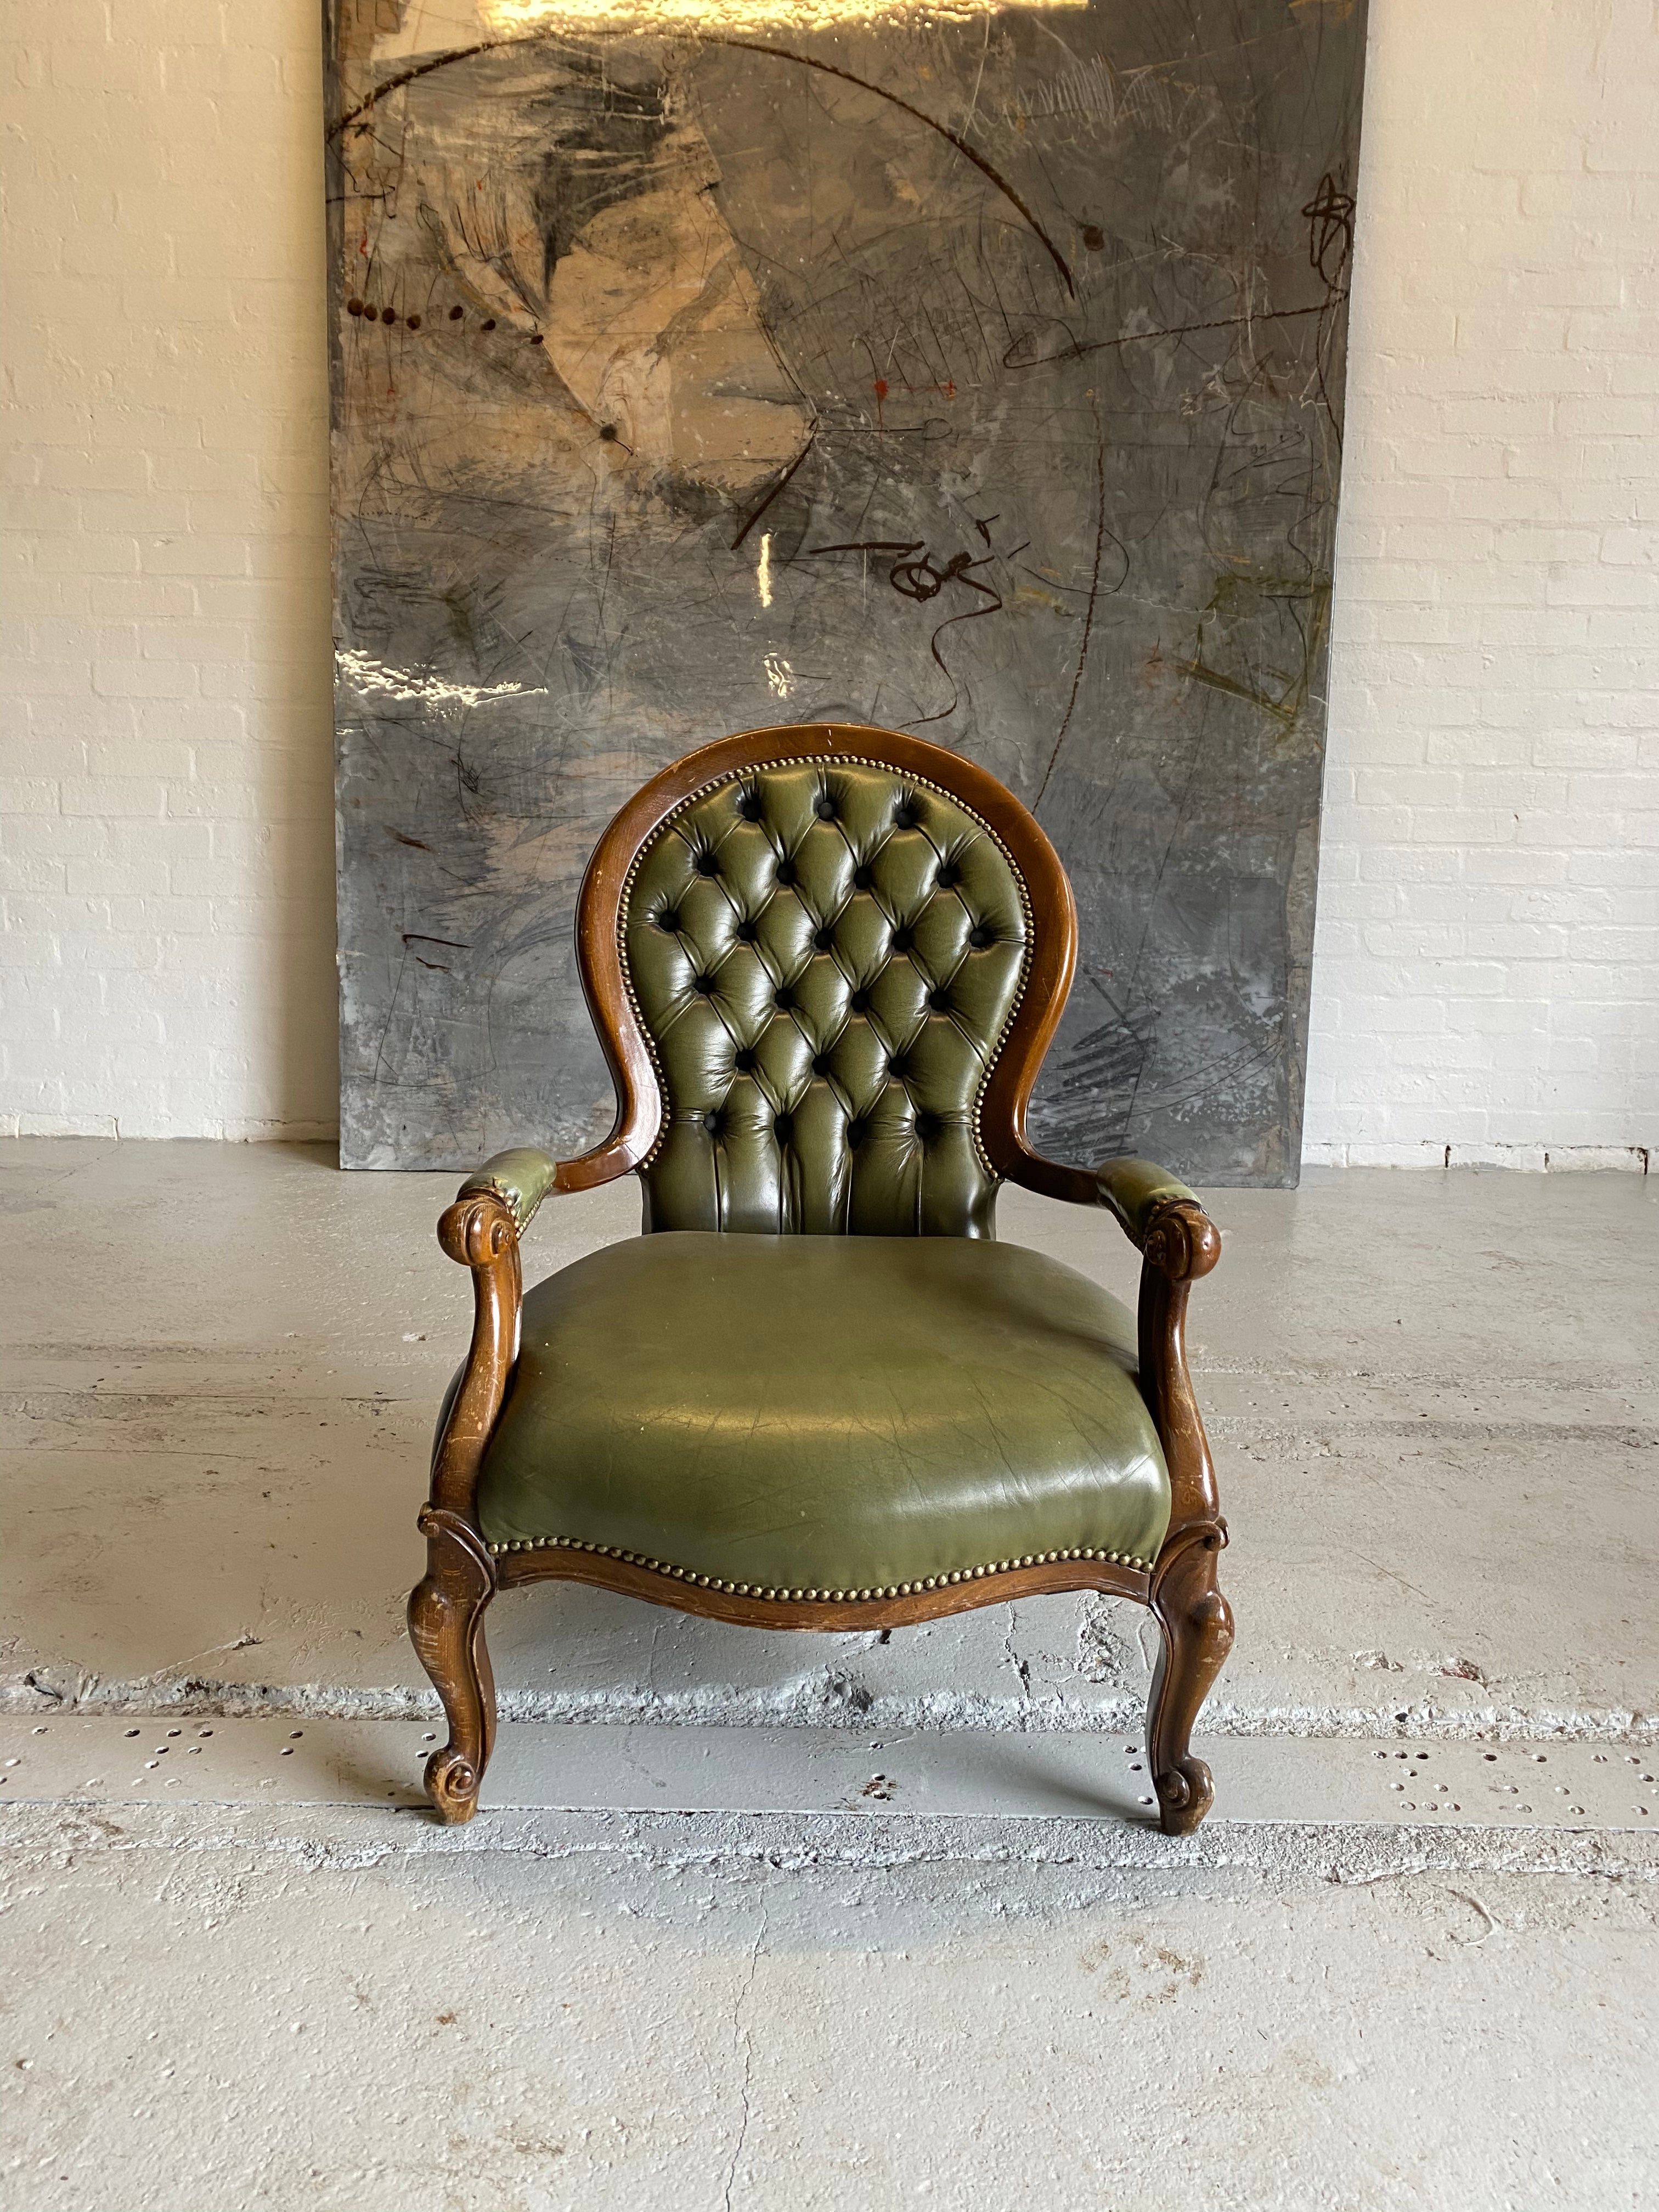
4,1808,1657,2211
2,1142,1656,2209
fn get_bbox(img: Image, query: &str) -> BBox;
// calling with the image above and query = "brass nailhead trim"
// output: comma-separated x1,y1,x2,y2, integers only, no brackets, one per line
487,1538,1152,1584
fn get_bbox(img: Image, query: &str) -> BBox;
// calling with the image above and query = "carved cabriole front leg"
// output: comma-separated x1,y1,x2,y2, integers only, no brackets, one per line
1139,1200,1234,1836
408,1508,498,1821
407,1190,520,1823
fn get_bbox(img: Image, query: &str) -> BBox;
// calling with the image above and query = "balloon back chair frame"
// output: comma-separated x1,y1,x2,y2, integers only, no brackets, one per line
409,724,1232,1835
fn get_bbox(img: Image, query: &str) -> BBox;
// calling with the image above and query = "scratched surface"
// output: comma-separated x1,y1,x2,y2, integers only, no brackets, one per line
325,0,1367,1180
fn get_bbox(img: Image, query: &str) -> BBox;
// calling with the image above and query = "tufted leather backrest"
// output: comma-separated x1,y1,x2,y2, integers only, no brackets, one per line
620,755,1032,1235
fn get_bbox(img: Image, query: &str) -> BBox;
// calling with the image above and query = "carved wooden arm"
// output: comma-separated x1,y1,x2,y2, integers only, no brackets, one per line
428,1139,635,1521
1005,1148,1223,1546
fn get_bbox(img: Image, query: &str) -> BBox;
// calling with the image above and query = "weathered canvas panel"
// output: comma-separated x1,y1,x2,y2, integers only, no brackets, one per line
325,0,1367,1179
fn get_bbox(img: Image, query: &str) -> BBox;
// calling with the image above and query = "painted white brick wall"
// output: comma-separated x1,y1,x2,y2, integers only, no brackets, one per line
2,1,1654,1160
1306,0,1658,1171
1,0,336,1139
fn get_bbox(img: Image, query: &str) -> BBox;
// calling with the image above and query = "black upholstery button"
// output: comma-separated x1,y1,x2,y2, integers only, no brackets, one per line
811,1053,831,1076
774,1114,794,1143
891,924,913,952
815,795,837,821
915,1111,940,1140
658,908,680,933
692,974,715,996
776,857,797,885
893,800,917,828
968,924,995,949
935,861,960,888
738,792,763,822
702,1110,722,1135
735,919,758,943
733,1047,756,1073
696,850,720,877
888,1054,910,1079
773,986,794,1010
849,989,870,1013
813,926,834,952
847,1120,866,1149
928,989,951,1012
853,865,873,890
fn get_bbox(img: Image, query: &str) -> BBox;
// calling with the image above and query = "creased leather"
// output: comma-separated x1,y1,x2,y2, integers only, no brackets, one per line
475,1233,1172,1589
459,1146,560,1233
625,761,1029,1237
1094,1158,1199,1247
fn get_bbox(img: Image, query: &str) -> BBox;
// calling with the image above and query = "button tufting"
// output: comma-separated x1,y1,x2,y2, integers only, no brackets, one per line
891,924,913,951
811,1053,831,1076
702,1110,721,1135
893,800,917,828
847,1120,866,1149
692,973,715,996
735,919,758,943
968,924,995,949
733,1047,756,1073
849,988,871,1013
812,926,834,952
774,1114,794,1142
888,1054,910,1078
658,907,680,933
928,989,951,1011
853,865,874,890
775,857,797,884
737,793,763,822
814,795,837,821
935,861,960,888
696,850,720,877
773,986,794,1010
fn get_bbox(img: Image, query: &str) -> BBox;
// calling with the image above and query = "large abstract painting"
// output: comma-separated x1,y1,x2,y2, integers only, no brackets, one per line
325,0,1367,1179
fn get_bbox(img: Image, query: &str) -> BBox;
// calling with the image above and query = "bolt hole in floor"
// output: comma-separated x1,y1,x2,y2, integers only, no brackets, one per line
0,1720,1653,1826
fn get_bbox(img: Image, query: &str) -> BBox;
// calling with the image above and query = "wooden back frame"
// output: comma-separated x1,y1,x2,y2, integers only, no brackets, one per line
411,725,1232,1836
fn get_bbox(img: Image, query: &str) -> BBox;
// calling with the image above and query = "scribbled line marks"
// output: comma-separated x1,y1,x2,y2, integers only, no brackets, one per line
1179,575,1333,731
403,931,470,975
730,430,816,553
1005,297,1343,374
1301,172,1357,448
328,31,1074,306
1303,173,1355,289
797,521,1028,725
1034,436,1117,811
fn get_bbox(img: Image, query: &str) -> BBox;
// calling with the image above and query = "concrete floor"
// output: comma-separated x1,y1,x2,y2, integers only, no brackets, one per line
2,1141,1656,2209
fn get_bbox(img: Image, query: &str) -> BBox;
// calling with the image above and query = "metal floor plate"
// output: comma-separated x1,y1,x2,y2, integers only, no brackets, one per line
1,1718,1655,1830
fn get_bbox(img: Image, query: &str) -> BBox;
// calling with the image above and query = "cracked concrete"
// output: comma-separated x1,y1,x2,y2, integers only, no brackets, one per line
2,1141,1656,2208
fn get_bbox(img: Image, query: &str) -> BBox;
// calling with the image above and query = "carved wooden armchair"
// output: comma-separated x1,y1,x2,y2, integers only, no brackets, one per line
410,725,1231,1833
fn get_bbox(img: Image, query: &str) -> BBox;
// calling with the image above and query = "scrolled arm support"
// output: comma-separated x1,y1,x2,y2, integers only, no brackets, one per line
1007,1146,1222,1544
430,1191,522,1520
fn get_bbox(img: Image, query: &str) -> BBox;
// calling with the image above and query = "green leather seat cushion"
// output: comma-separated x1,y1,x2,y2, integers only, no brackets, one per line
476,1233,1171,1592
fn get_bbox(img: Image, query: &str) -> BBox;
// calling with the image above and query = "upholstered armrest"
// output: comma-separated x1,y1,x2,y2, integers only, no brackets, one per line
1093,1157,1201,1252
1007,1146,1214,1270
459,1147,561,1237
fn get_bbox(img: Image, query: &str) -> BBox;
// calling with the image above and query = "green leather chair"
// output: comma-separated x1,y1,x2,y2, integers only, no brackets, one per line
410,724,1232,1832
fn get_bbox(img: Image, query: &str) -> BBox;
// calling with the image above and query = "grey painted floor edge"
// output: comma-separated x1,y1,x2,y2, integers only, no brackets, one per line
4,1141,1656,2211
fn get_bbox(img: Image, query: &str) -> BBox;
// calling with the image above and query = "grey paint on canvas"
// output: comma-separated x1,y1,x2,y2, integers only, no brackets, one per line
325,0,1367,1180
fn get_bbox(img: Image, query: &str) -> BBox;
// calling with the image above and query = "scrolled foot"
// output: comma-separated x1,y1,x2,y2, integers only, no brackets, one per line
424,1745,482,1825
1154,1754,1215,1836
407,1507,497,1824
